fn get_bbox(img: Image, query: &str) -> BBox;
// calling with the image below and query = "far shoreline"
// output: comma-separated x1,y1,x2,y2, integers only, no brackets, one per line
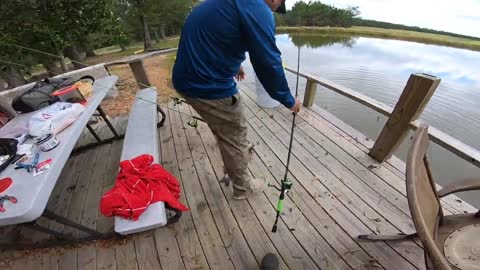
277,26,480,52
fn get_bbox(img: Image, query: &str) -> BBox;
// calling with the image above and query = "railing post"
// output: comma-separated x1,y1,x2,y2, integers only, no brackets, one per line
303,78,318,107
369,73,441,162
129,60,152,89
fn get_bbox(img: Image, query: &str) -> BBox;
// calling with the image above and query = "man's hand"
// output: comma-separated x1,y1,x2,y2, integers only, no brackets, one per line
235,66,246,81
289,97,301,113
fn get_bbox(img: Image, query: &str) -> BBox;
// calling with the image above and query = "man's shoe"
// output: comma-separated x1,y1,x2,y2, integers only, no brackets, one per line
233,178,268,200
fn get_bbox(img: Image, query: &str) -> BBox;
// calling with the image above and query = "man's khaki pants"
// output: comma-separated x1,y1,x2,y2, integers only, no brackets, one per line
183,93,252,190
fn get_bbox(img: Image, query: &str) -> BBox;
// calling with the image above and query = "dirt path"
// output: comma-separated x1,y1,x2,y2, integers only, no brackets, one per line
101,54,177,117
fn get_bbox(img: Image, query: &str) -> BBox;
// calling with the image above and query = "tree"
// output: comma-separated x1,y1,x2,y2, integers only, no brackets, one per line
0,0,39,86
0,0,117,86
284,1,361,28
274,13,287,26
150,0,196,36
126,0,154,49
41,0,115,69
0,0,199,89
108,0,133,51
123,0,198,49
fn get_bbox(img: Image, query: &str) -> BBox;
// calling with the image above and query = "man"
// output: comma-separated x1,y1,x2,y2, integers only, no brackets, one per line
172,0,301,200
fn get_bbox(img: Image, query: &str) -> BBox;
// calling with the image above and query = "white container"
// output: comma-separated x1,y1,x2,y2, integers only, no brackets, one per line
255,76,280,108
34,133,60,152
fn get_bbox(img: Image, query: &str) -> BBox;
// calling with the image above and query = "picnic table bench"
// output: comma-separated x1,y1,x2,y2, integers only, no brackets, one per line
115,88,181,235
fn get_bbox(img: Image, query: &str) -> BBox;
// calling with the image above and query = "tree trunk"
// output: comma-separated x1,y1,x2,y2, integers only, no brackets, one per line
120,42,127,51
160,24,166,40
154,29,160,43
0,66,26,88
64,45,88,70
86,48,96,57
42,61,62,76
58,51,68,72
140,15,153,49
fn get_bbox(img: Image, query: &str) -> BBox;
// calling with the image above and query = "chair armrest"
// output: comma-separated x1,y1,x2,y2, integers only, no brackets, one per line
438,178,480,198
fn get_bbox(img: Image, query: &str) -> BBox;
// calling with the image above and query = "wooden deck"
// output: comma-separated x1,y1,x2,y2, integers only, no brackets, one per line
1,81,477,270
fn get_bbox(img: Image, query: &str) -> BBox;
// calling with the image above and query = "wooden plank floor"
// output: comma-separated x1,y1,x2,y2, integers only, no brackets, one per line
1,83,477,270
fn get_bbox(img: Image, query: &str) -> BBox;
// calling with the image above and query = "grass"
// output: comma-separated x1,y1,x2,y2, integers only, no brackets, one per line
93,37,180,56
165,53,176,71
277,26,480,52
85,36,180,116
28,37,180,77
87,37,180,65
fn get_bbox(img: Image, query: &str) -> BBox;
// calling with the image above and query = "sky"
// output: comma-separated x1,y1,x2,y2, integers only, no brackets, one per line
286,0,480,38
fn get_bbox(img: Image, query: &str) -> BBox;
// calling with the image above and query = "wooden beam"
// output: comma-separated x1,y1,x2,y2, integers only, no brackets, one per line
303,79,317,107
104,48,177,68
129,60,151,89
369,73,441,162
284,66,308,79
283,66,480,169
410,120,480,168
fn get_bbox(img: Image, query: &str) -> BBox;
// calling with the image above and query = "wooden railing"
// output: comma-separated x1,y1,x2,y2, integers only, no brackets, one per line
284,66,480,168
103,49,480,169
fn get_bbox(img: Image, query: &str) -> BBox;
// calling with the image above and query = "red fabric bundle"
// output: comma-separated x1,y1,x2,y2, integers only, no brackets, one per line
100,154,188,220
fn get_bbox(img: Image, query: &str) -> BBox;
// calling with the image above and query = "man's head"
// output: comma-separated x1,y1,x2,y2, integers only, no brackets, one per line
265,0,286,14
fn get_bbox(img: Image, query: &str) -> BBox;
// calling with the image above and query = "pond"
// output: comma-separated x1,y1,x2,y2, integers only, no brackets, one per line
248,33,480,208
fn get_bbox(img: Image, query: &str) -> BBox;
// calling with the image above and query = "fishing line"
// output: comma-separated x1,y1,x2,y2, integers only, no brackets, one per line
4,13,302,233
271,8,302,233
0,44,205,125
0,59,31,68
0,42,183,102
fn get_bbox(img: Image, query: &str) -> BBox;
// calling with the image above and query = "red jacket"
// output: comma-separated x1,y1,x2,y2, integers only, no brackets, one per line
100,154,188,220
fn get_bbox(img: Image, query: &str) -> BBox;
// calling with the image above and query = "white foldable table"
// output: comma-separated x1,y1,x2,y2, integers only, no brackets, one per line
0,76,121,249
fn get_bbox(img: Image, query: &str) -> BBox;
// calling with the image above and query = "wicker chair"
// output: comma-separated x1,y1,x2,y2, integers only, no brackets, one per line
359,125,480,270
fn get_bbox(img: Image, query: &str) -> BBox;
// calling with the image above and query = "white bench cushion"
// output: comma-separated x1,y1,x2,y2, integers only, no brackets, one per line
115,88,167,235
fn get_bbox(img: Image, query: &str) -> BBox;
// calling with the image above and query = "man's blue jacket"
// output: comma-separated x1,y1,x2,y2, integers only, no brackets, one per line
172,0,294,108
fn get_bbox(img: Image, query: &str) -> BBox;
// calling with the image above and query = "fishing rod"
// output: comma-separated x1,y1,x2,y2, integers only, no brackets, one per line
272,10,302,233
2,39,301,220
0,44,205,127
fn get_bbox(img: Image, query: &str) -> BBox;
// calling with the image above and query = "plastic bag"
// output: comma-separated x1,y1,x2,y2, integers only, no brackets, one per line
29,102,85,137
0,121,29,139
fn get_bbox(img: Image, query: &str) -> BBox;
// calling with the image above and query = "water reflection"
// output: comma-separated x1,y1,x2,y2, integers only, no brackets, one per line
275,33,480,149
289,33,356,48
